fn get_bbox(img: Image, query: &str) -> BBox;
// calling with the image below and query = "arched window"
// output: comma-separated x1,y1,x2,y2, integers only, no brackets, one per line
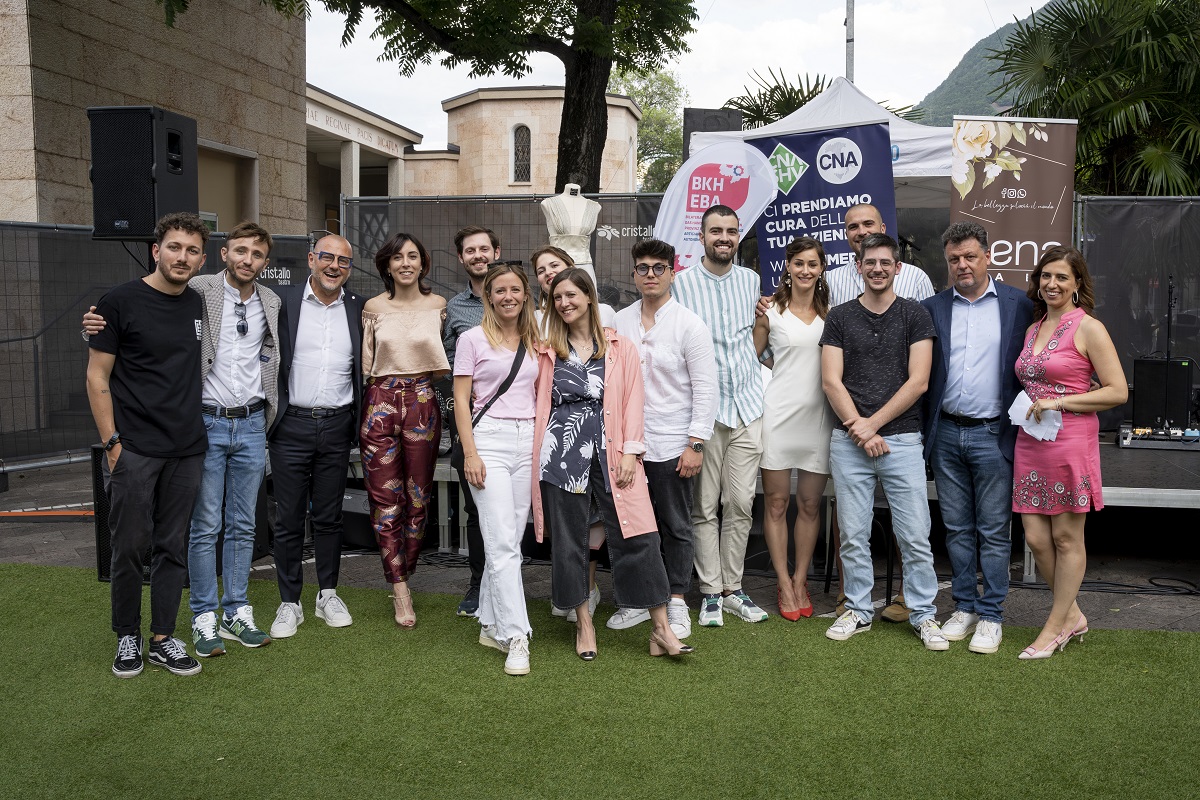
513,124,531,183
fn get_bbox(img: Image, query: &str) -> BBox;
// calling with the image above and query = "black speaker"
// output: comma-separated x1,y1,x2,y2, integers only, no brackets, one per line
683,107,743,159
1132,357,1194,428
87,106,198,241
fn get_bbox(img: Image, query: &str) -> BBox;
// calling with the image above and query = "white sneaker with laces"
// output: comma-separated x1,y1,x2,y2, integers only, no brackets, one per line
270,602,304,639
316,590,353,628
941,610,980,641
722,590,768,622
968,620,1003,654
478,625,510,653
826,610,871,641
504,635,530,676
606,607,650,630
915,618,950,651
667,598,691,639
698,594,723,627
566,584,600,623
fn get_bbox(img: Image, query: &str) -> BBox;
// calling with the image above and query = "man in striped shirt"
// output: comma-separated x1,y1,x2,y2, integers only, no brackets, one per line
673,205,770,626
826,203,935,307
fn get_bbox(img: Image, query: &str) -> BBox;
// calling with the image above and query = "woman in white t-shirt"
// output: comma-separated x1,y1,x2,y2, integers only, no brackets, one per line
453,263,540,677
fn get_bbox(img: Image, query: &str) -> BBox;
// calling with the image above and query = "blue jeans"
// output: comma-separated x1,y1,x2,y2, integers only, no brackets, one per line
930,419,1012,622
188,409,268,620
829,429,938,626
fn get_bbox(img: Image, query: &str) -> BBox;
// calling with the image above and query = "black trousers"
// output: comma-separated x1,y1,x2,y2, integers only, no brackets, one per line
644,459,697,596
455,466,485,589
541,455,669,611
269,410,355,603
107,450,204,637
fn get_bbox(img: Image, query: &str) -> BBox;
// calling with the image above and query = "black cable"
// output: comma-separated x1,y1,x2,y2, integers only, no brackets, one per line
121,240,148,273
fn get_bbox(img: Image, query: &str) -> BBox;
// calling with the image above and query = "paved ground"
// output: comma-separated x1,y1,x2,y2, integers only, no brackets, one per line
3,462,1198,634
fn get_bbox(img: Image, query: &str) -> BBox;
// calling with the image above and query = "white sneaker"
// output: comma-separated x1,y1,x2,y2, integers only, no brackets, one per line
478,624,510,653
269,602,304,638
606,607,650,630
722,590,769,622
942,610,980,641
915,618,950,651
968,620,1003,654
667,598,691,639
551,605,570,618
698,594,723,627
316,590,353,628
826,610,871,641
504,635,530,676
566,583,600,623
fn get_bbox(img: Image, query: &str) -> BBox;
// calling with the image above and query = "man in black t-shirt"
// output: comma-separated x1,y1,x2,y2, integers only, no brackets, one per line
87,212,209,678
819,233,949,651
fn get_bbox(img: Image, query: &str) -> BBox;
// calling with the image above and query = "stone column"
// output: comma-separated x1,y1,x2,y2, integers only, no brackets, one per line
387,157,404,197
340,141,360,197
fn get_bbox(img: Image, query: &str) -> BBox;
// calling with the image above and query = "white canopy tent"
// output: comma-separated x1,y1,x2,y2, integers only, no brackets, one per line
690,77,954,208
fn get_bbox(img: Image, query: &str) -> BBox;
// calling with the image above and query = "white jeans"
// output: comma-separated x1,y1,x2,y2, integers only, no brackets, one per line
469,416,534,642
692,416,763,595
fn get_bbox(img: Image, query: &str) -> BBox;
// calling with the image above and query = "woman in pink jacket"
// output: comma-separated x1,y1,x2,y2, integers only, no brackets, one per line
531,268,693,662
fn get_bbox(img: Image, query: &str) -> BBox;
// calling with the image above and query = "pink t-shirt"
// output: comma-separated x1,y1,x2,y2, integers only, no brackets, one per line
453,326,538,419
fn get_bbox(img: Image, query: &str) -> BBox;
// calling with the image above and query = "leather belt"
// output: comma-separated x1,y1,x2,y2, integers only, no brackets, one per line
940,411,1000,428
202,399,266,419
286,404,353,418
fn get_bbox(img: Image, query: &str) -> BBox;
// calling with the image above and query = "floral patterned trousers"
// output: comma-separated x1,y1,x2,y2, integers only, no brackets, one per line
361,375,441,583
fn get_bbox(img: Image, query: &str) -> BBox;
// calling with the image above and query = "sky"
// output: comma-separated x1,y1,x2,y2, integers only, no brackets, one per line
306,0,1049,148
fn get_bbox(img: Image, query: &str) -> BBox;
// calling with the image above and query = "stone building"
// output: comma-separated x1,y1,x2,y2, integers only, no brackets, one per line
1,0,308,232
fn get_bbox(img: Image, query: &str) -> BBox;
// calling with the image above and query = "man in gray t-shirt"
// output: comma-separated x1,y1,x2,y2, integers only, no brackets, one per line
819,233,949,651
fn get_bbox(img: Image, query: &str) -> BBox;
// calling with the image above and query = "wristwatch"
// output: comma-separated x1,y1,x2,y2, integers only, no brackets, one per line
103,432,121,451
80,328,90,342
689,441,704,453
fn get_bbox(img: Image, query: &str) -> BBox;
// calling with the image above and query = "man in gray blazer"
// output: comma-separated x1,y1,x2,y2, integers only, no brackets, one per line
921,221,1034,654
84,221,282,656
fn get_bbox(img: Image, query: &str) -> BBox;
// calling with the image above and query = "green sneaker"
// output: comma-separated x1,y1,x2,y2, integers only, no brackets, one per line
191,611,226,658
219,605,272,648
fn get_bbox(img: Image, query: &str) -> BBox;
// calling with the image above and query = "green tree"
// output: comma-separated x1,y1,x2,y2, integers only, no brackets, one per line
157,0,697,193
724,69,924,128
608,67,687,192
989,0,1200,195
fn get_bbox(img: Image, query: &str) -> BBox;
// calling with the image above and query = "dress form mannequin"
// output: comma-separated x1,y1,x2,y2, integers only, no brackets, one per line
541,184,602,287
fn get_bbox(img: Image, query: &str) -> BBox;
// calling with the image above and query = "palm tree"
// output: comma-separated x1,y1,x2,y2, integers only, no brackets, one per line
724,70,925,129
989,0,1200,195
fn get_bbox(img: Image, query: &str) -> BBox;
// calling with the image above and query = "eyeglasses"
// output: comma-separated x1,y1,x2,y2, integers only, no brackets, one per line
633,263,670,276
315,251,354,270
234,302,248,336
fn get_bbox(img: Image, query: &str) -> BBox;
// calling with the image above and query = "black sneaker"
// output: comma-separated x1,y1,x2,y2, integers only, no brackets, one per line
457,585,480,617
148,636,202,676
112,634,144,678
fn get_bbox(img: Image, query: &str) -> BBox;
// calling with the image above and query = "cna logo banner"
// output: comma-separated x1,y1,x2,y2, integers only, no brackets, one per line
749,122,898,294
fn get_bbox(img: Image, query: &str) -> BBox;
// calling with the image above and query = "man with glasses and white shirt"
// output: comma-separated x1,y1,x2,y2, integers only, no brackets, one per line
609,239,718,637
268,234,366,638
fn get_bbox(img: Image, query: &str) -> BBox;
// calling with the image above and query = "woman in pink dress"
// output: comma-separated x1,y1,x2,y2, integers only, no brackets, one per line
1012,246,1127,660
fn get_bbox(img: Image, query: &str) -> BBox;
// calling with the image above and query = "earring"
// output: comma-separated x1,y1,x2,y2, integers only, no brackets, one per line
1072,291,1080,305
783,273,792,285
1037,289,1043,300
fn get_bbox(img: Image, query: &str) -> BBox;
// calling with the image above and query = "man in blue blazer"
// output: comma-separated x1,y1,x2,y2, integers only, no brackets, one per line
268,234,366,639
921,222,1034,654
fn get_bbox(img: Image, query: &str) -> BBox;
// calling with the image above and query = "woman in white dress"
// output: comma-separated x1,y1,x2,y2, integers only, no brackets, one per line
753,236,836,620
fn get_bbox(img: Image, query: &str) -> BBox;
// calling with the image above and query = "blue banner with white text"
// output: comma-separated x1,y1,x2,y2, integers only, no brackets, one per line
749,123,897,294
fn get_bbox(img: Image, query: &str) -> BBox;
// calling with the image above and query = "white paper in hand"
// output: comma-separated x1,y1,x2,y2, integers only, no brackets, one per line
1008,391,1063,441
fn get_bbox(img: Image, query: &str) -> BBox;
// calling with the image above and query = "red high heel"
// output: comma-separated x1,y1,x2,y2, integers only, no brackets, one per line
795,582,814,618
778,589,802,622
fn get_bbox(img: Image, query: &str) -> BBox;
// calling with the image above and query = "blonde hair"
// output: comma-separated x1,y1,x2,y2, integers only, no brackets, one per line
545,268,607,361
531,245,575,312
481,264,539,353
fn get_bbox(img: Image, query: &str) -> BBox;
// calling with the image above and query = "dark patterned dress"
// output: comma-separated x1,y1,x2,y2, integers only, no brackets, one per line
538,346,609,493
1012,307,1103,514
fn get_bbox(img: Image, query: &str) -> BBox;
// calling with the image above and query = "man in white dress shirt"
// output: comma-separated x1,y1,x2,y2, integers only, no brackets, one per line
268,234,366,639
609,239,718,638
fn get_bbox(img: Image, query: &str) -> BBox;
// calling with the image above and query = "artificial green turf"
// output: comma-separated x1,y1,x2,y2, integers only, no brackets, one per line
3,562,1198,799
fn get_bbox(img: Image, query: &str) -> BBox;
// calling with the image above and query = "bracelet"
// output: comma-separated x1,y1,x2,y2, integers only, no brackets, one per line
1057,397,1066,412
464,453,478,460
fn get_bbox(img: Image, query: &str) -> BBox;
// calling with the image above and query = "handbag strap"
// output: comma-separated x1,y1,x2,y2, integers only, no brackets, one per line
470,340,527,428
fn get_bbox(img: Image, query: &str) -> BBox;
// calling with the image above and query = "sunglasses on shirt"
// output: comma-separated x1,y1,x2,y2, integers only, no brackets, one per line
234,302,248,336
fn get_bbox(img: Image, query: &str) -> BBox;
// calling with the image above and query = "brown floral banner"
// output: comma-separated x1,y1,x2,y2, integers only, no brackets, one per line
949,116,1077,291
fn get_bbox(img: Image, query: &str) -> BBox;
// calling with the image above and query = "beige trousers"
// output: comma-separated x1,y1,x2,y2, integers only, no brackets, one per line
691,416,763,595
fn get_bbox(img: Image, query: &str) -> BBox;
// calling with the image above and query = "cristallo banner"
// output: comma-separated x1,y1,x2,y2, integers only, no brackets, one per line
949,116,1077,289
